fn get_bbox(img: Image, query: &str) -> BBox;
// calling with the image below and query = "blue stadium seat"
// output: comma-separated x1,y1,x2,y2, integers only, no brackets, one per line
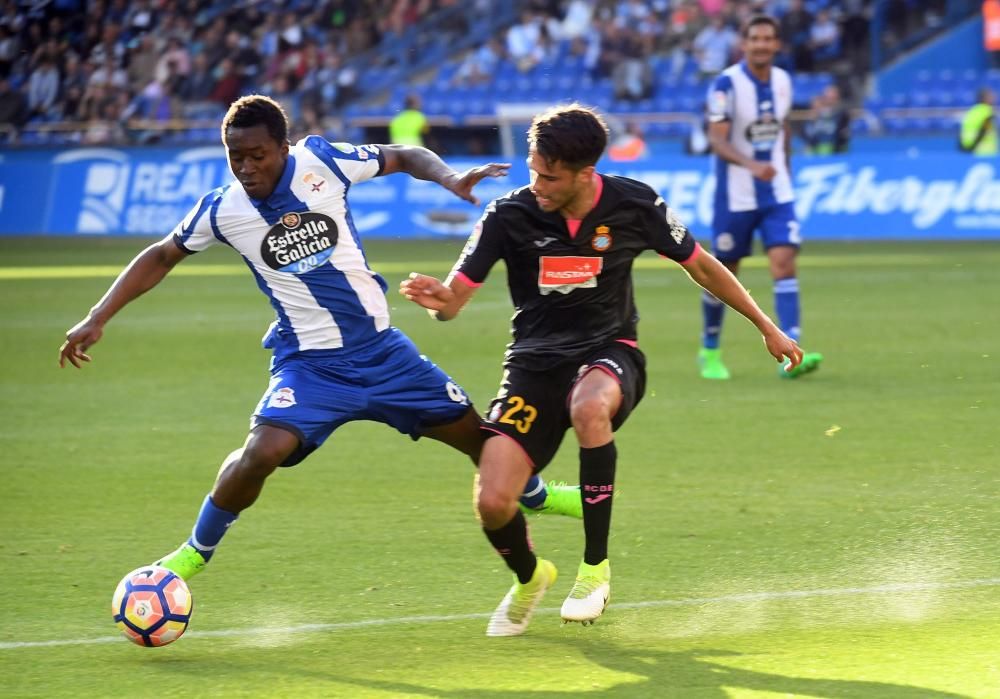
956,88,977,106
494,77,515,96
664,122,692,138
882,116,908,134
654,95,677,112
343,103,365,118
555,75,576,92
862,96,883,112
677,94,701,113
463,98,488,117
424,99,447,116
936,68,955,84
929,90,955,107
932,115,958,132
887,92,909,108
643,122,669,138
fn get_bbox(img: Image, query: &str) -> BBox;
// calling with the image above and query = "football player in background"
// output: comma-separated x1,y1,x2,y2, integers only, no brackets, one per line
59,95,581,584
699,15,823,380
401,104,802,636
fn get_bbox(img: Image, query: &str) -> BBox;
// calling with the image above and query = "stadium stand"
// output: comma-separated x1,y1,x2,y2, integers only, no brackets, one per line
0,0,986,150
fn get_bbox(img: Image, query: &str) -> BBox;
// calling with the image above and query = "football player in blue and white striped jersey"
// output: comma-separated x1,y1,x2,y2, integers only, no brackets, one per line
699,15,823,380
59,95,582,583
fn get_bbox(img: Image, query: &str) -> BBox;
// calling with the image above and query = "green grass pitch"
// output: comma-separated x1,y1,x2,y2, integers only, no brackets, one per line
0,236,998,698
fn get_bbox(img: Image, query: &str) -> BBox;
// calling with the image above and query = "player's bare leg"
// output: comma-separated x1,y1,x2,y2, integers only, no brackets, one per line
156,425,298,580
425,406,583,518
212,426,299,511
421,406,483,463
768,245,822,378
562,368,622,625
478,437,557,636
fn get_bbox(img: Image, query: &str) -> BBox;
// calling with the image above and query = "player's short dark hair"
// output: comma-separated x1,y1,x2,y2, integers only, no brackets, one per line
742,14,780,38
221,94,289,146
528,104,609,171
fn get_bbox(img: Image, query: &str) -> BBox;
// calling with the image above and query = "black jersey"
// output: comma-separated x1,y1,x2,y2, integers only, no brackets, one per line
454,174,697,368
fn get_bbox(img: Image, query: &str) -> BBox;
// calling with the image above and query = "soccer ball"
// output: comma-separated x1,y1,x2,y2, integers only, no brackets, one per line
111,565,193,647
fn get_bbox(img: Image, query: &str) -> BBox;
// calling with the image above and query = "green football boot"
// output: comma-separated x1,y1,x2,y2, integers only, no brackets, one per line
698,347,731,380
154,543,207,581
780,351,824,379
521,483,583,519
520,482,583,519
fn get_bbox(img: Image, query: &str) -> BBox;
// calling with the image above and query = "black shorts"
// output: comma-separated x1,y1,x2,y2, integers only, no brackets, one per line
482,342,647,470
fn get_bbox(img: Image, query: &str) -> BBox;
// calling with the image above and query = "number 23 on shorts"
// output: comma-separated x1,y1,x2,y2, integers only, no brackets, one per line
497,395,538,434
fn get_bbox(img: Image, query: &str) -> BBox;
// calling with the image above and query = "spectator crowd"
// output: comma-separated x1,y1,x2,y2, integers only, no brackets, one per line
0,0,964,147
0,0,455,143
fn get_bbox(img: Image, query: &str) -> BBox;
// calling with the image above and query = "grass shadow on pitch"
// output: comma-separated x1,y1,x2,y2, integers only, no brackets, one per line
295,635,973,699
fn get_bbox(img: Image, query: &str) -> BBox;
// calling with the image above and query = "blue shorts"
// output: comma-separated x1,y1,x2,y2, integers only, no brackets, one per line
711,202,800,262
252,327,471,466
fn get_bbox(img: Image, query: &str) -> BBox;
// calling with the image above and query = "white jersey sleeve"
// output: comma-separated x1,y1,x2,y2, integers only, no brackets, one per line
170,186,229,253
706,73,734,124
296,136,384,186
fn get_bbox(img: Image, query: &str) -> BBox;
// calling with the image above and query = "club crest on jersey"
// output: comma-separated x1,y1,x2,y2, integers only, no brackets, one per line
266,387,296,408
261,211,339,274
591,226,612,252
537,256,603,295
302,172,326,192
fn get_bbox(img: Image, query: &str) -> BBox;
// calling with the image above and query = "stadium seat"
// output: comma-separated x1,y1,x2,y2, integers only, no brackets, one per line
929,91,955,108
887,92,909,108
849,118,870,136
654,95,677,112
882,116,908,134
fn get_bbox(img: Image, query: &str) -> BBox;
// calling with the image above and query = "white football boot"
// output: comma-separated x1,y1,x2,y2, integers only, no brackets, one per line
560,559,610,625
486,558,558,637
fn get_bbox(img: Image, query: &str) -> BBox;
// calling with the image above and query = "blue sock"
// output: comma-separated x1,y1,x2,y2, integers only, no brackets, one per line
774,277,801,342
187,495,238,562
701,290,725,349
519,475,547,509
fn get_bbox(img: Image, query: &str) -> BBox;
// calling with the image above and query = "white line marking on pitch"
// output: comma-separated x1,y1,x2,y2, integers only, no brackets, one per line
2,577,998,651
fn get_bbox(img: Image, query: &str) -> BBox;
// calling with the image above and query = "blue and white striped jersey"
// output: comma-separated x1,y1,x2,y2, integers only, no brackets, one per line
706,61,794,212
171,136,390,358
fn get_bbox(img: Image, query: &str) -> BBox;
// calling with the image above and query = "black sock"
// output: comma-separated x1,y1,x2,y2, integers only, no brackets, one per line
483,510,537,584
580,441,617,565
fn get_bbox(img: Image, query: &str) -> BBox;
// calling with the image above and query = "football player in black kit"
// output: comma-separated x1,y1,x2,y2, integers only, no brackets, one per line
401,104,802,636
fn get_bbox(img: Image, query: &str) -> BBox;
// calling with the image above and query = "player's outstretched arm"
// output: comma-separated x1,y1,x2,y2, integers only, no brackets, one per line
379,144,509,205
399,272,477,321
59,236,188,368
681,247,802,370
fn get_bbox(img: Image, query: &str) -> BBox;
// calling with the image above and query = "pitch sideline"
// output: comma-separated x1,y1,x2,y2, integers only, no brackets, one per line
0,254,943,281
2,577,998,651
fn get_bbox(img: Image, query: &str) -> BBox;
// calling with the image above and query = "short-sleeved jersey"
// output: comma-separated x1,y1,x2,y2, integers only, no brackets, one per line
453,174,697,369
171,136,389,359
707,61,794,212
